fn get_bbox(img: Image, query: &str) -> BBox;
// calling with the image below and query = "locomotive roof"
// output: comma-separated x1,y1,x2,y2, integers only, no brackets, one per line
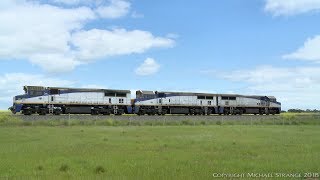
138,90,219,96
48,87,130,93
137,90,276,99
158,91,217,96
24,86,130,93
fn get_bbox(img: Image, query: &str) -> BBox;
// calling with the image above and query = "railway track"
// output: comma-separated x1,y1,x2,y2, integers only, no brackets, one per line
12,114,282,121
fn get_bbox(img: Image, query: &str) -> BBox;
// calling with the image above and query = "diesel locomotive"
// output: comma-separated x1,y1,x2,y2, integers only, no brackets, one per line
9,86,281,115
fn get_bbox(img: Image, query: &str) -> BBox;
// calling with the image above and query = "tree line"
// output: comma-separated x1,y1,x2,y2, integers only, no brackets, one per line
283,109,320,113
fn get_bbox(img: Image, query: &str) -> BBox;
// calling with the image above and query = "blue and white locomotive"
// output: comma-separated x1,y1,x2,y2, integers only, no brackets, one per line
9,86,132,115
9,86,281,115
134,91,281,115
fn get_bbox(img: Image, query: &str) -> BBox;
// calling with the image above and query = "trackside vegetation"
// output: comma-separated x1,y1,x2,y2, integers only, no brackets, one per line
1,112,320,126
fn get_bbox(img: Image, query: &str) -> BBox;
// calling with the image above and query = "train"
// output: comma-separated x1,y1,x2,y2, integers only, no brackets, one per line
9,86,281,115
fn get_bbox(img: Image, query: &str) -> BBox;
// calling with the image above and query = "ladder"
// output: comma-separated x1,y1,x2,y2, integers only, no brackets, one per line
113,105,118,115
48,104,54,114
230,107,234,114
157,106,162,114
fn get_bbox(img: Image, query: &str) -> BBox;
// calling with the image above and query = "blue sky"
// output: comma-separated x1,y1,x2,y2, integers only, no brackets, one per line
1,0,320,110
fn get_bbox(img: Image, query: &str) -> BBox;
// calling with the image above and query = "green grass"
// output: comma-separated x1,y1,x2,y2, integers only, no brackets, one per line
0,126,319,179
1,112,320,127
0,112,319,179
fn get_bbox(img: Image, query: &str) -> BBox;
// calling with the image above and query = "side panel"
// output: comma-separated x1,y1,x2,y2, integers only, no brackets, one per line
217,97,238,107
135,95,216,107
237,97,261,107
16,92,131,106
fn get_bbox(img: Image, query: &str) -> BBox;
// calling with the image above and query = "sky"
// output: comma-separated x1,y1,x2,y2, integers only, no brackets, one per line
1,0,320,110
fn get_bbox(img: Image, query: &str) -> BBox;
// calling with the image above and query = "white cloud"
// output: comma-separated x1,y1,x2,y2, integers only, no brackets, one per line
0,0,94,72
223,66,295,84
283,35,320,62
96,0,130,18
265,0,320,16
51,0,87,5
0,0,174,72
0,73,74,108
135,58,160,76
51,0,130,18
217,65,320,110
29,53,82,72
131,11,144,18
72,29,174,61
51,0,110,6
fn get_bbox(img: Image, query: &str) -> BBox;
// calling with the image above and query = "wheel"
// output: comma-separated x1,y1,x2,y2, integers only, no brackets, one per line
102,109,111,115
53,112,61,115
116,109,124,115
161,109,167,115
138,111,145,116
54,109,62,115
189,109,195,115
207,110,212,115
103,112,110,115
91,109,99,115
38,108,47,116
239,110,243,115
23,111,32,115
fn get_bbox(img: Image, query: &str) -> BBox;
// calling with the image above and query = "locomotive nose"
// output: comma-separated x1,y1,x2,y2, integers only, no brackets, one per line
8,105,16,114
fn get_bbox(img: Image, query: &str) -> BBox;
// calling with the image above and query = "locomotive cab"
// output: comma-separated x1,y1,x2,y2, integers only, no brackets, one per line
9,86,45,114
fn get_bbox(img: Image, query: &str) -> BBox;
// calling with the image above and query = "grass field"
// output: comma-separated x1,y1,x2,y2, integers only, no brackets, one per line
1,111,320,179
0,125,319,179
